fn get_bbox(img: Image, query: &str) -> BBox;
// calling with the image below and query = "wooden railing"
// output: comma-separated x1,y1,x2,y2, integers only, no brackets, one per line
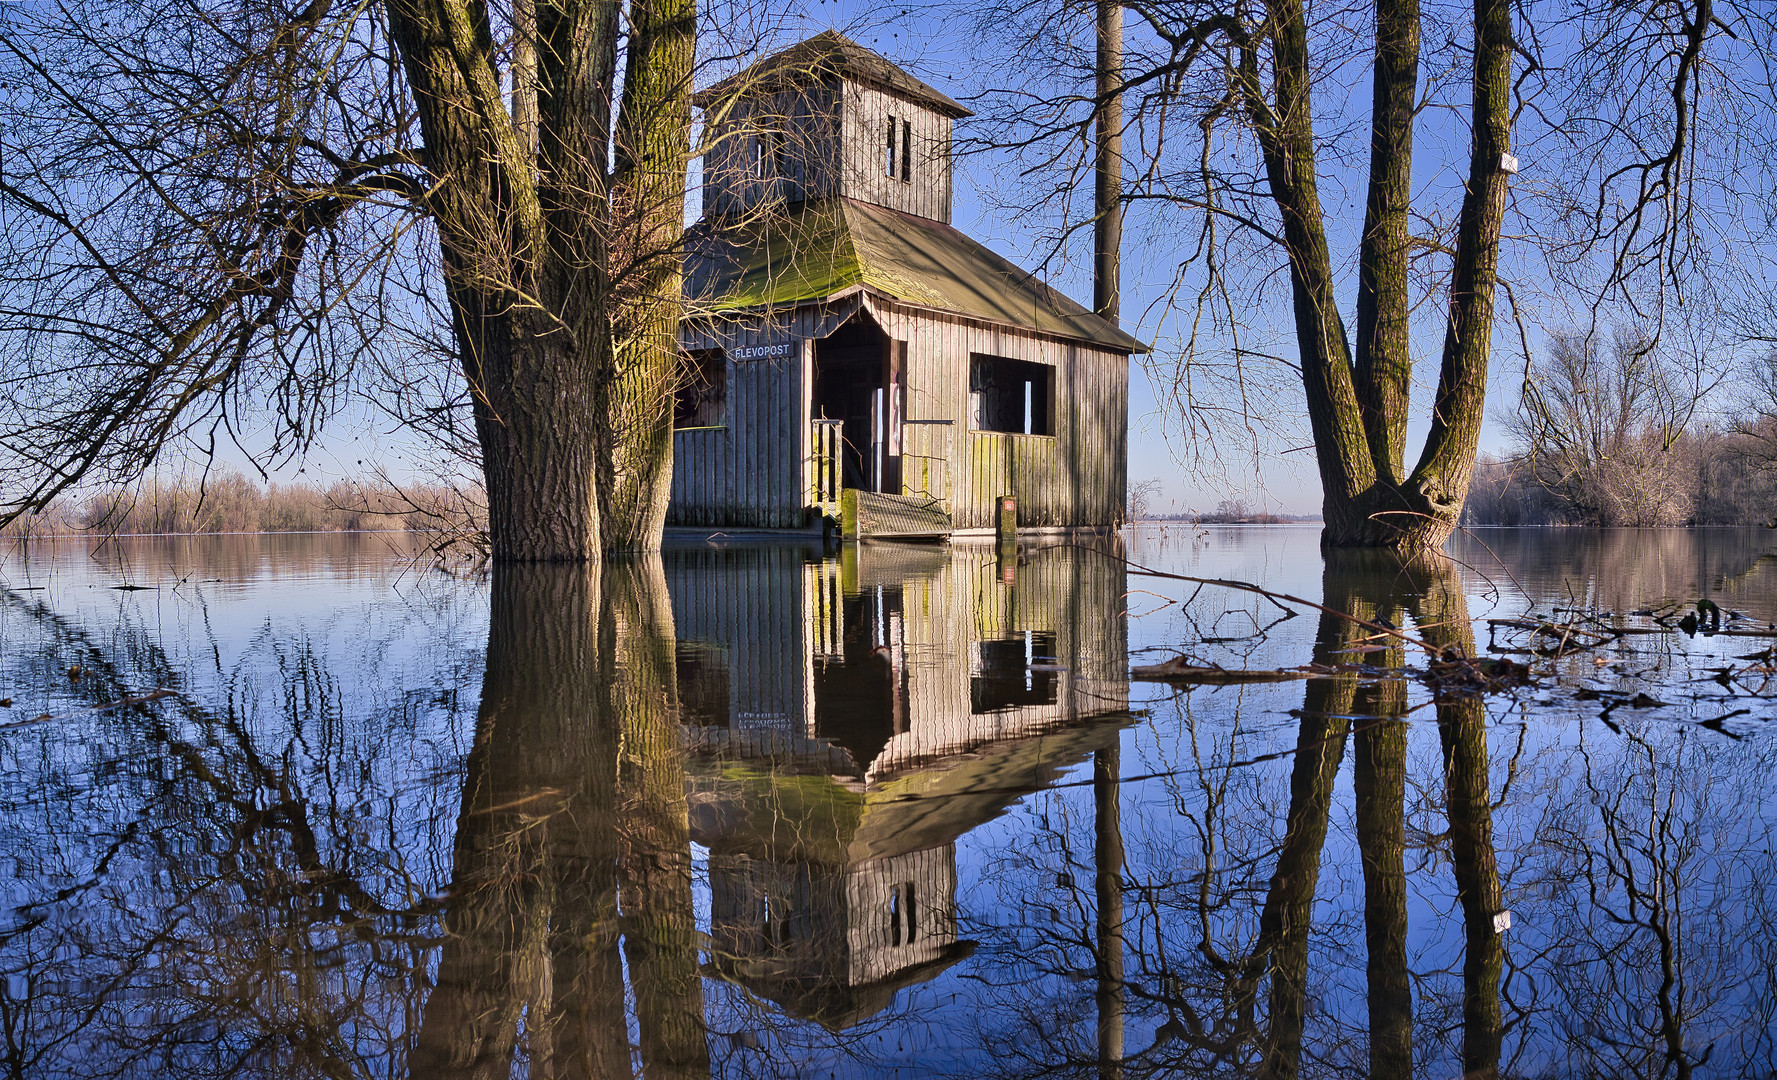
811,419,843,504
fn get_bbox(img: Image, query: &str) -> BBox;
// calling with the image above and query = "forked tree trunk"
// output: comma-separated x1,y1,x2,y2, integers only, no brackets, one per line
385,0,691,561
1246,0,1512,551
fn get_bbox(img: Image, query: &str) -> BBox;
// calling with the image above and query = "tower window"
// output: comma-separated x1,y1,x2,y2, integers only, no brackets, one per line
885,114,898,177
901,119,912,181
753,130,785,180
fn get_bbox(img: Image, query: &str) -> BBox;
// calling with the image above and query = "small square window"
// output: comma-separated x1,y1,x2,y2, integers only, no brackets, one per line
970,354,1053,435
675,349,726,427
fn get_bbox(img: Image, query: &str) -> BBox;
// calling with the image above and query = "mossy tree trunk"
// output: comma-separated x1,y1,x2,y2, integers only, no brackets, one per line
600,0,697,552
1240,0,1513,551
383,0,695,561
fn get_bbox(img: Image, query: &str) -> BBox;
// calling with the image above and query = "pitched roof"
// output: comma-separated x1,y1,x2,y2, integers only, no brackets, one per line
684,198,1146,354
695,30,972,118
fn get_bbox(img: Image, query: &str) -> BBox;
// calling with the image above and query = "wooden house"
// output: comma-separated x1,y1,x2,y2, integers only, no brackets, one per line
669,539,1130,1025
675,31,1143,536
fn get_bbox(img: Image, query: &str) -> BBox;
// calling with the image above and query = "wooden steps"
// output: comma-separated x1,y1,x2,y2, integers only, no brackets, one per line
840,489,952,540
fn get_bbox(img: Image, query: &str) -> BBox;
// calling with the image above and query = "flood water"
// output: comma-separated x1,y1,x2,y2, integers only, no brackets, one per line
3,527,1777,1078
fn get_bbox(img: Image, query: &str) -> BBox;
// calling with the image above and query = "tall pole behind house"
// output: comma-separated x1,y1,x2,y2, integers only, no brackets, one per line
1094,0,1123,325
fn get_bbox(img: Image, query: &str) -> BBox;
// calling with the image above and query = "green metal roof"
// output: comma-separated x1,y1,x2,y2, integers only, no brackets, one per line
684,198,1146,354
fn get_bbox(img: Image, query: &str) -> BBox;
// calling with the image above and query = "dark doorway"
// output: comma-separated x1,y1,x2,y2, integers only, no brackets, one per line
811,584,907,772
813,314,904,493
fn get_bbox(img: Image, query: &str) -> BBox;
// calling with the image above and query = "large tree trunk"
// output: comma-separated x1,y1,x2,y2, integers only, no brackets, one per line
384,0,692,560
600,0,696,552
1247,0,1510,552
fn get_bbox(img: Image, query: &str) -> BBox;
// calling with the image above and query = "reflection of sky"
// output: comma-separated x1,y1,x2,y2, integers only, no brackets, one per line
5,530,1777,1076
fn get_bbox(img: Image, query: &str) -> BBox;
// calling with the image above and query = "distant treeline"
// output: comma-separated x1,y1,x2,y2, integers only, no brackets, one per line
2,471,486,537
1132,501,1321,525
1466,432,1777,527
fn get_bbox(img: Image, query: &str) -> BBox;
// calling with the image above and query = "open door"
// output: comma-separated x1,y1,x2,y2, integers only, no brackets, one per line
814,314,905,495
873,338,906,495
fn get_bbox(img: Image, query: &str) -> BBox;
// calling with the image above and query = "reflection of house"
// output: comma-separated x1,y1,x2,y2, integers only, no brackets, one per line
673,32,1143,533
668,541,1129,1028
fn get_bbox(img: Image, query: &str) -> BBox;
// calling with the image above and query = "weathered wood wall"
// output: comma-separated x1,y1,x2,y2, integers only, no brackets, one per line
673,299,1129,530
839,84,953,223
702,83,841,219
867,299,1129,530
701,79,953,225
673,304,854,528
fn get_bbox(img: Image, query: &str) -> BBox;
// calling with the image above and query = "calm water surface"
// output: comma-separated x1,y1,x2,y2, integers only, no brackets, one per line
3,527,1776,1078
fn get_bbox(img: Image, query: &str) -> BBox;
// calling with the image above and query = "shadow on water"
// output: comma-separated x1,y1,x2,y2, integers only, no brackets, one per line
2,530,1777,1077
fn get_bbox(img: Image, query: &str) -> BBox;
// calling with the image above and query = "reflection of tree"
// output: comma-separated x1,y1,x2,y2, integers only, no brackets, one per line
413,559,708,1077
411,564,625,1075
1524,725,1777,1078
1403,557,1503,1080
609,558,709,1080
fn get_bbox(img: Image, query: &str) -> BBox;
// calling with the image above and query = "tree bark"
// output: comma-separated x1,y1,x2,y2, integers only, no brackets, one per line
1245,0,1511,551
383,0,694,560
1094,0,1123,326
1353,0,1420,489
600,0,697,552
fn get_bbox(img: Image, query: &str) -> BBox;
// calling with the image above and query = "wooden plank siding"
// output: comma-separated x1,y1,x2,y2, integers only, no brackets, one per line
865,298,1128,530
701,82,842,220
674,304,856,528
673,295,1126,530
838,84,953,224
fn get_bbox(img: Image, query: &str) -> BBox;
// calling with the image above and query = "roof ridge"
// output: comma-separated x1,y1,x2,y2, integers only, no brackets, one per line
696,31,972,118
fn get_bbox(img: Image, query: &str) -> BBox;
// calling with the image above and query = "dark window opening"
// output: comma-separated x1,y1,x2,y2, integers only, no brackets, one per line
970,354,1054,435
971,631,1060,713
675,349,726,427
889,881,917,945
674,642,731,726
885,115,898,177
900,119,913,181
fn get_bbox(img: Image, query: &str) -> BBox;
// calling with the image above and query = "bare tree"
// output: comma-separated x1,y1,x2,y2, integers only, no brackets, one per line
956,0,1773,550
1508,328,1714,525
0,0,711,560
